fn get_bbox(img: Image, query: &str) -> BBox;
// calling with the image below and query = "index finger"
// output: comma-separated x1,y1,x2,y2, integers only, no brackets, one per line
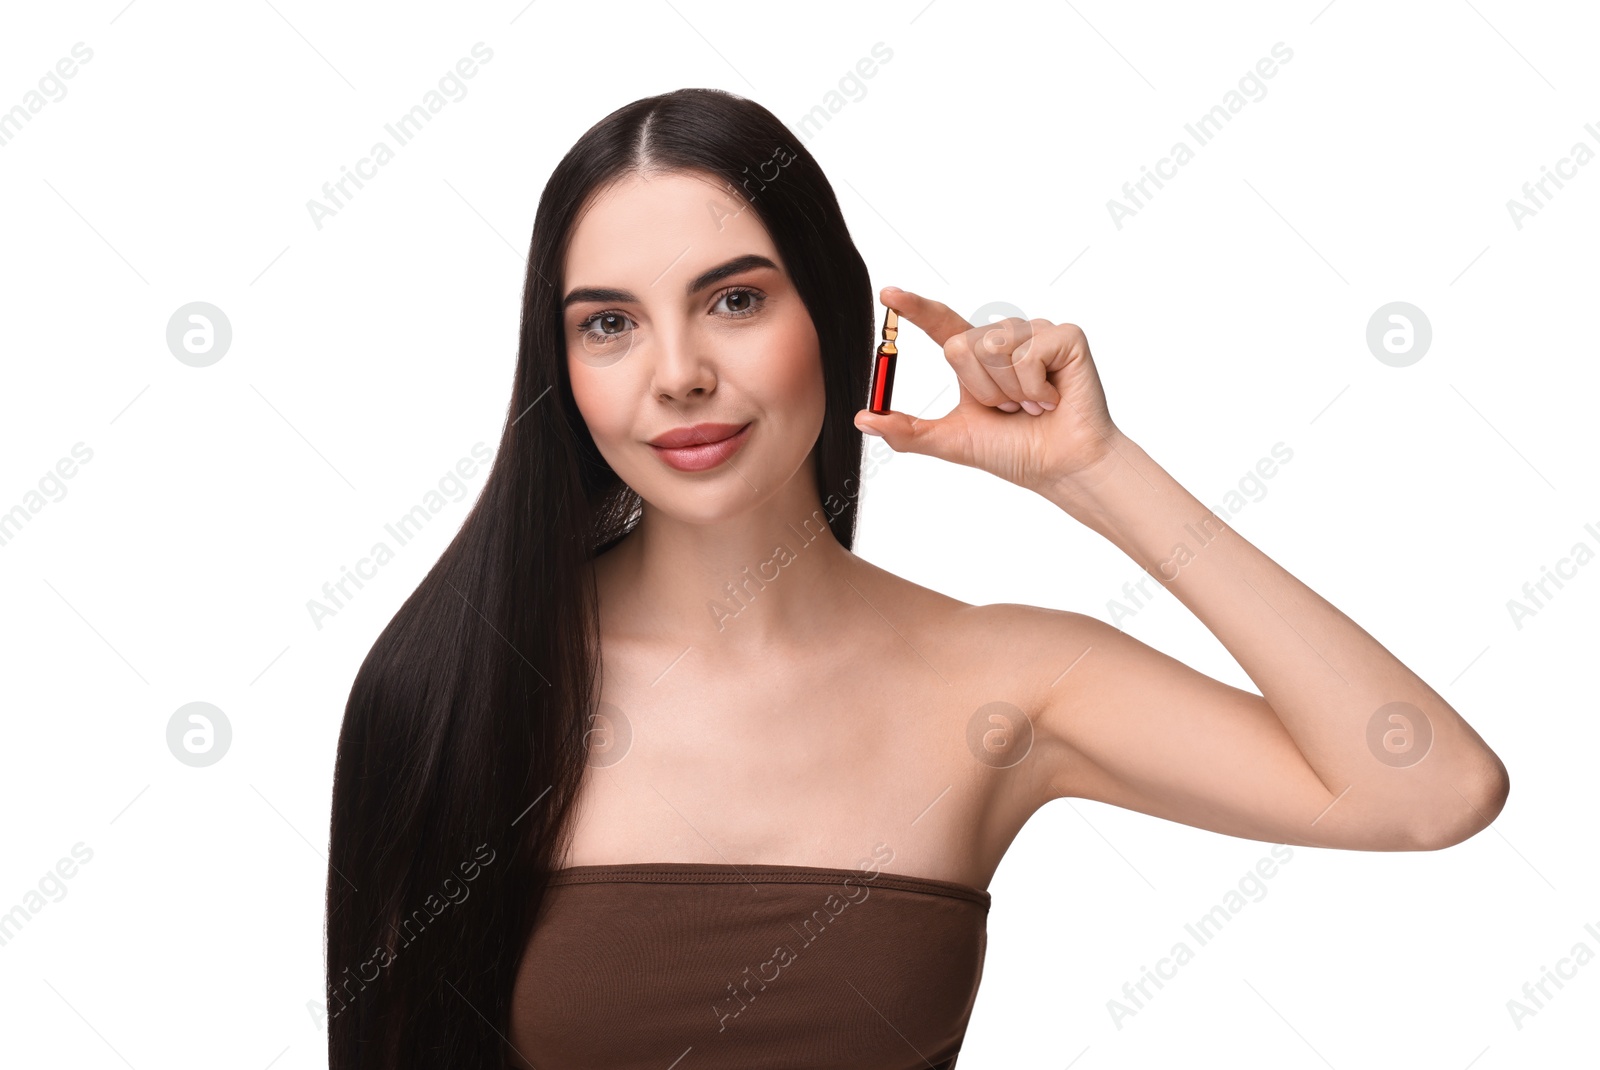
880,287,973,347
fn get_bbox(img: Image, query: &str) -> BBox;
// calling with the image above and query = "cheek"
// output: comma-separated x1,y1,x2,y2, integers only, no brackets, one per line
762,315,826,411
567,359,635,448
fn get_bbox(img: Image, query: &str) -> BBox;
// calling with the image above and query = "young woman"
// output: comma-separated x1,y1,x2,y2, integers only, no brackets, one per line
325,87,1509,1069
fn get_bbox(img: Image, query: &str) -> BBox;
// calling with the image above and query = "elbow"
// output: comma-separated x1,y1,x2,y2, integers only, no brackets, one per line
1410,757,1511,851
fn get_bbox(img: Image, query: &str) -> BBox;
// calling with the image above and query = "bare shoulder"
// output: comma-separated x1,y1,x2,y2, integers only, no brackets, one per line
840,552,973,623
948,601,1099,684
844,555,1098,697
845,558,1104,804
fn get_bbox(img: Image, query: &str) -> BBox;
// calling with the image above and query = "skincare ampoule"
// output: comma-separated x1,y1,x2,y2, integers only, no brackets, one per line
869,306,898,414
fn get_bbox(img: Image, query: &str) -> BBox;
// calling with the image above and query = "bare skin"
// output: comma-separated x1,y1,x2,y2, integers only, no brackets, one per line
567,541,1048,891
556,169,1510,893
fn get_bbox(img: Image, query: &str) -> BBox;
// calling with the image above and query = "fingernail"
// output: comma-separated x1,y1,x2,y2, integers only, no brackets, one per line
998,401,1021,412
884,285,902,293
1021,400,1043,415
1040,400,1056,411
856,421,882,437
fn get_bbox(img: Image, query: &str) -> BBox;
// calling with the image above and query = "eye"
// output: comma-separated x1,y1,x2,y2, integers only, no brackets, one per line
575,310,634,346
713,286,766,317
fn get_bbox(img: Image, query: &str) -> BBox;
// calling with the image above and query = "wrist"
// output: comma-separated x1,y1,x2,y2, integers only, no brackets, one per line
1036,429,1149,528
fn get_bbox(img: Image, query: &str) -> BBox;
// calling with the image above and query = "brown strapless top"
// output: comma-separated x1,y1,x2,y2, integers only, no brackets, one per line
506,862,991,1069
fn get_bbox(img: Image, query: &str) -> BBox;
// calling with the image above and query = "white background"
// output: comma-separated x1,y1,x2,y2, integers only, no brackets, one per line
1,1,1595,1067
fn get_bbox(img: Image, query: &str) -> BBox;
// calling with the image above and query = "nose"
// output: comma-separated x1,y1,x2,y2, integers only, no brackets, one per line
649,321,717,402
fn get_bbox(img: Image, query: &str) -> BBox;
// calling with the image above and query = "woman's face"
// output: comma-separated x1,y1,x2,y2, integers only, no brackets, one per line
562,170,826,524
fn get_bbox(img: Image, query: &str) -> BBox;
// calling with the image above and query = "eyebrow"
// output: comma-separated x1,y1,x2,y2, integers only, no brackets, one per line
562,253,779,310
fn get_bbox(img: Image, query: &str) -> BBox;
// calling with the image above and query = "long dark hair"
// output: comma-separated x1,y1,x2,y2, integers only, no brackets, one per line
325,87,874,1068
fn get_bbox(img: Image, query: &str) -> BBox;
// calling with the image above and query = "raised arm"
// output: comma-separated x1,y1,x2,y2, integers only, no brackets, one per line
1022,433,1507,851
854,287,1509,852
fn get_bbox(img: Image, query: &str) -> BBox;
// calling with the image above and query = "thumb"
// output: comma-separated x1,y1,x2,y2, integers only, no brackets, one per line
854,408,950,459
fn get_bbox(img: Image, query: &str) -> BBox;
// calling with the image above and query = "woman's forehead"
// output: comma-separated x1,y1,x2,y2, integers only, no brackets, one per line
564,172,772,287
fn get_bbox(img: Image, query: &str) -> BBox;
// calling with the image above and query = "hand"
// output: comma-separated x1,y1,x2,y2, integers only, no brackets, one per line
854,286,1124,494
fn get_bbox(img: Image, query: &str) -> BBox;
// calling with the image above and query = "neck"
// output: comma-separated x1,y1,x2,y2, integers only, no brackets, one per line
596,476,859,656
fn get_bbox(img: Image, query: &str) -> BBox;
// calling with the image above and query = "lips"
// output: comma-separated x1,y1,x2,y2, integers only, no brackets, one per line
648,422,748,449
647,422,753,472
